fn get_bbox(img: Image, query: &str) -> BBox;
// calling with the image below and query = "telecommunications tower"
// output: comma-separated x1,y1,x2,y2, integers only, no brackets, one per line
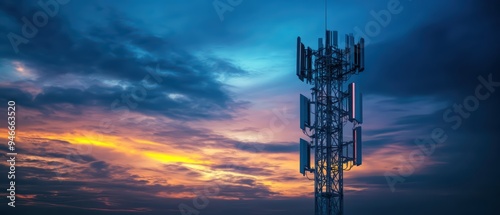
297,28,366,214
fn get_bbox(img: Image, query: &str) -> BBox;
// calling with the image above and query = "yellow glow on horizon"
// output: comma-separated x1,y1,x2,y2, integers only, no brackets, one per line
144,152,208,165
17,130,211,166
131,138,163,146
6,127,387,199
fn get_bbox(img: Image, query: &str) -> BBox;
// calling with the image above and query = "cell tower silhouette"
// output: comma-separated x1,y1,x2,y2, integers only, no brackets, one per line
297,27,366,215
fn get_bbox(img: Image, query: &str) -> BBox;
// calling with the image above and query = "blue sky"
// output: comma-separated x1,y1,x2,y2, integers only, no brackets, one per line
0,0,499,214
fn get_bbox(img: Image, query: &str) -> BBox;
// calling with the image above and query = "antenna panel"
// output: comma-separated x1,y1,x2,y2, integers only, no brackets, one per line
300,94,310,130
348,83,356,122
296,37,304,81
345,34,350,50
345,34,350,68
299,43,306,81
332,31,338,48
349,34,355,69
300,138,310,175
348,83,363,123
360,38,365,72
353,127,362,166
357,93,363,124
306,47,313,83
326,30,331,49
318,38,323,56
354,44,359,68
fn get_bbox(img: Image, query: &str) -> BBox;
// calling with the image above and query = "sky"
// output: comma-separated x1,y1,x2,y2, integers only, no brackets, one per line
0,0,499,214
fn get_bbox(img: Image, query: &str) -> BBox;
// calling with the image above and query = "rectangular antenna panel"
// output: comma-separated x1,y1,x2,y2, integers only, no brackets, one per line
333,31,338,47
353,127,362,166
354,44,359,68
306,47,313,83
300,138,310,175
301,44,306,78
300,94,310,130
360,38,365,72
296,37,303,81
349,34,355,69
345,34,350,49
357,93,363,124
348,83,356,122
326,31,331,49
318,38,323,56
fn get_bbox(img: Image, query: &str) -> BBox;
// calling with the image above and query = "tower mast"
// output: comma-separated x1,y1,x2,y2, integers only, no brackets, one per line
297,19,366,215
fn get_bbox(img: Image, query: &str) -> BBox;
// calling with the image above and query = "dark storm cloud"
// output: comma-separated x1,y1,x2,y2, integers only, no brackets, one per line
84,161,111,177
250,142,297,153
360,0,500,100
0,0,248,121
218,184,279,199
356,99,500,214
15,138,97,163
346,1,500,214
0,85,34,106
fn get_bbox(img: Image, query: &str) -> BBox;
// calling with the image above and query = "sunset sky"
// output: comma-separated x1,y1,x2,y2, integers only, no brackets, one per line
0,0,499,214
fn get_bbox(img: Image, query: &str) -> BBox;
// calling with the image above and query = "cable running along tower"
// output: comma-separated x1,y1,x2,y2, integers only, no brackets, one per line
297,4,366,215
